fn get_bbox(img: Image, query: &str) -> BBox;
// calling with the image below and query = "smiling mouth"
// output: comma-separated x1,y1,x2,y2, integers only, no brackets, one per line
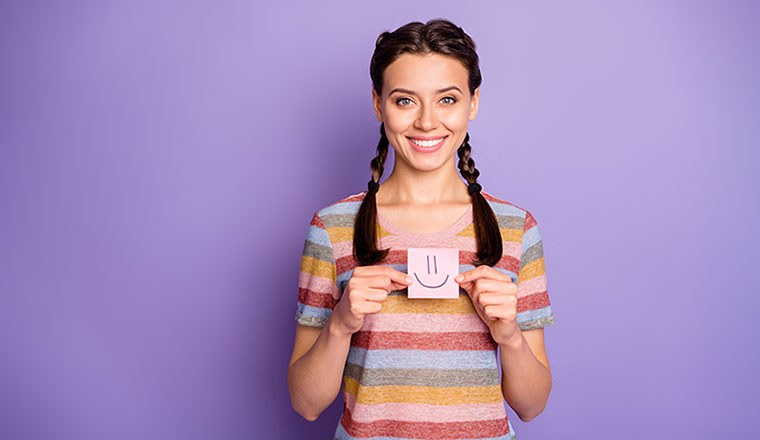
413,273,449,289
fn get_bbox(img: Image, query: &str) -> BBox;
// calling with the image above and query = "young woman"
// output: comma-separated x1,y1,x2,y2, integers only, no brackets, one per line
288,18,555,440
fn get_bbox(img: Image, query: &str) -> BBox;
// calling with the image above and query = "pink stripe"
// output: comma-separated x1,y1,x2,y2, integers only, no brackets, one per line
379,235,477,249
362,312,490,333
332,240,354,260
516,276,547,298
344,392,507,423
501,240,521,256
298,271,340,300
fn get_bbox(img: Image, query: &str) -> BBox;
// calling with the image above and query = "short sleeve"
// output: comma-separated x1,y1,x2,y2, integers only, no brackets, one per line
295,211,342,328
515,211,555,330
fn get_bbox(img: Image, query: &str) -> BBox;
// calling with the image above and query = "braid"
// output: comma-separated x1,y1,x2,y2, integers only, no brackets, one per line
370,124,389,184
456,132,480,184
353,123,391,266
457,132,503,267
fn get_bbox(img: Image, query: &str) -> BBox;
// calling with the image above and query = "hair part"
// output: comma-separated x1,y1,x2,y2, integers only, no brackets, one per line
354,18,502,268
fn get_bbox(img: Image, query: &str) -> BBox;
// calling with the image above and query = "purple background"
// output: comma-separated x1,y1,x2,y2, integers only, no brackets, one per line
1,1,758,439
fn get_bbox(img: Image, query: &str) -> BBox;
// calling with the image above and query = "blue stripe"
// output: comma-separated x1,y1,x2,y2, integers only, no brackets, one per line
486,201,526,218
296,302,333,319
320,199,363,216
517,305,552,323
333,418,515,440
346,347,498,370
306,223,332,248
521,224,542,253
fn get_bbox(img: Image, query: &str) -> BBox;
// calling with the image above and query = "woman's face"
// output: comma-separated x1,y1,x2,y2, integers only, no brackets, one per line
372,52,479,173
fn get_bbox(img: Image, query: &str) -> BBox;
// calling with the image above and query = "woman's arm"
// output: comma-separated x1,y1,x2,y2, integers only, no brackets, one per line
499,328,552,422
287,315,353,421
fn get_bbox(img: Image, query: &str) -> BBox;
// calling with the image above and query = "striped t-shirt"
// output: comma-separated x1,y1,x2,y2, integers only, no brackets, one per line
295,190,555,440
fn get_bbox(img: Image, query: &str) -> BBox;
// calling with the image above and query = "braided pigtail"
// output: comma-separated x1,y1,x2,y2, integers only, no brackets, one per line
457,132,503,267
353,123,391,266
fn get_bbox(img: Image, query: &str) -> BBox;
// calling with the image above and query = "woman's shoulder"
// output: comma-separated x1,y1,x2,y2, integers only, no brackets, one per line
481,190,534,220
310,190,369,226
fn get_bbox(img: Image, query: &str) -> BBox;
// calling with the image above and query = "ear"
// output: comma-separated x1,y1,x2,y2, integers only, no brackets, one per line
469,87,480,121
372,88,384,122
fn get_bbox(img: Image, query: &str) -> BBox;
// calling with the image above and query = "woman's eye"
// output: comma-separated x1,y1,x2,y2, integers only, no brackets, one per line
396,97,456,106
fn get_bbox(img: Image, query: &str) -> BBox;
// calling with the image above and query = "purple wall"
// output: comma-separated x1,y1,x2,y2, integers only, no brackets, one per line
1,1,758,438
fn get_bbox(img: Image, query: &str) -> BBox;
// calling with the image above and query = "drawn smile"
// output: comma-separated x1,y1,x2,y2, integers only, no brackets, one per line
413,272,449,289
413,254,449,289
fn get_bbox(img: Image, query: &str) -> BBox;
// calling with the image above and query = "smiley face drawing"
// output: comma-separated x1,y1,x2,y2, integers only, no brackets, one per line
407,247,459,299
413,254,449,288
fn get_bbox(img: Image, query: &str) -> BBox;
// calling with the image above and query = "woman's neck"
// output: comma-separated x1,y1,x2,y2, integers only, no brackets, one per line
376,159,470,207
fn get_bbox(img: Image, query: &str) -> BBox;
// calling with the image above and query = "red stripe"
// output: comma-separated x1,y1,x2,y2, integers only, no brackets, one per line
310,211,326,229
341,405,509,439
524,211,537,230
351,331,497,351
495,252,520,274
298,288,337,309
336,253,359,276
517,290,550,312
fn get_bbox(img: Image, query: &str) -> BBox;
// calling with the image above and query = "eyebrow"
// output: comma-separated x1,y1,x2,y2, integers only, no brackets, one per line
389,86,463,96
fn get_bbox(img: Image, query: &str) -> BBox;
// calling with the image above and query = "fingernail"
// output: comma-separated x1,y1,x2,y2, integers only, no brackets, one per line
406,276,413,283
455,274,463,282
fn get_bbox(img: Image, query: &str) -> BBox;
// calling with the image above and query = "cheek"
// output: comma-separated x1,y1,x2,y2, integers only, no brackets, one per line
442,108,471,129
384,110,415,132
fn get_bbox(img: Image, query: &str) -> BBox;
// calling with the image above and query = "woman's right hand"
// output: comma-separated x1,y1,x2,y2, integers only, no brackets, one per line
331,265,413,335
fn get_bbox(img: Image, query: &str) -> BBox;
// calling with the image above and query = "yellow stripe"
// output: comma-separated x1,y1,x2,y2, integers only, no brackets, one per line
456,224,523,243
329,226,354,243
300,255,336,281
381,294,476,314
328,224,393,242
517,257,545,284
500,228,523,243
344,377,502,405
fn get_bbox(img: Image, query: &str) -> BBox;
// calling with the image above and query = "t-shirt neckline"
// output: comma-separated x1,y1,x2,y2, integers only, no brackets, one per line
374,198,473,237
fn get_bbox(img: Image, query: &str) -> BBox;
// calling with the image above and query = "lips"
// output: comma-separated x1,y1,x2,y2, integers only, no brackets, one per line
407,135,447,153
407,135,447,141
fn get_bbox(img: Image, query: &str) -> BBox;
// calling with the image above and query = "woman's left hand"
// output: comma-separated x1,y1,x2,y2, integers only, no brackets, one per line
455,265,520,347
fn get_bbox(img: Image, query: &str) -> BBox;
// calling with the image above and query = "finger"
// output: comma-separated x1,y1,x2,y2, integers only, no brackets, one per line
362,287,391,303
364,273,411,293
455,265,511,284
355,300,383,316
490,304,516,321
478,291,515,307
484,304,511,321
473,279,516,297
364,265,414,289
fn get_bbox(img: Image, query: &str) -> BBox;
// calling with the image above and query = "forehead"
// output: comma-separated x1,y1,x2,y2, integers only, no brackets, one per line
383,53,469,95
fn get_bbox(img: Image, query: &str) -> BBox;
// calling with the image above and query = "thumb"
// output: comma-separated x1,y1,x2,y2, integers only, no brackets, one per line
389,271,414,292
457,278,475,296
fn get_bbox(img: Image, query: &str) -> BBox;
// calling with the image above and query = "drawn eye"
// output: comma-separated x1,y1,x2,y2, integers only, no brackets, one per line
426,255,438,274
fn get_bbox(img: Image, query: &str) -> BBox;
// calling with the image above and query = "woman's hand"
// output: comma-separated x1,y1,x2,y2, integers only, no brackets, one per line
456,265,520,347
332,265,413,336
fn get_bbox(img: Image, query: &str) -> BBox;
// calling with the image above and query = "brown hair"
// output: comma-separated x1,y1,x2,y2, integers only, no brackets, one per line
354,18,502,267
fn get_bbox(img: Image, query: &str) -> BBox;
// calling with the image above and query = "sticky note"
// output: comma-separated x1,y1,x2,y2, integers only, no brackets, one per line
407,248,459,299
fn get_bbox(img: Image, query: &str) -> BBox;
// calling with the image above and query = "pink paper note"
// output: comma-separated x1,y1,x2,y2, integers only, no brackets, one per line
407,248,460,299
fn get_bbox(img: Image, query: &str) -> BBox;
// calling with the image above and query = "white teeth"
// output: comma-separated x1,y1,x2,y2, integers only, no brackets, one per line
410,137,445,147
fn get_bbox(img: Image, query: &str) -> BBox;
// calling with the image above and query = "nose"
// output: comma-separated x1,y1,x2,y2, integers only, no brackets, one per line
414,102,438,131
